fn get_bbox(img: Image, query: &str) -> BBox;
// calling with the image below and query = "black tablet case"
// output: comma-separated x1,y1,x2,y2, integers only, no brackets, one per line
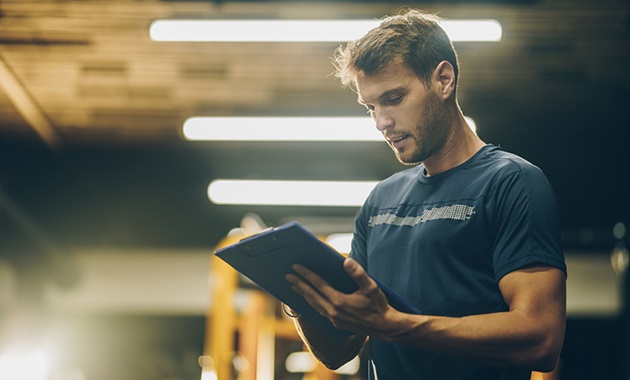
214,221,420,338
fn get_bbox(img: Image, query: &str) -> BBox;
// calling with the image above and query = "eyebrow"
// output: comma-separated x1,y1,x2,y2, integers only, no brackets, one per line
357,86,408,106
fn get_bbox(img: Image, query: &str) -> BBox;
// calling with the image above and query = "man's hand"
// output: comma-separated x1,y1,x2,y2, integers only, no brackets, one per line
285,258,406,338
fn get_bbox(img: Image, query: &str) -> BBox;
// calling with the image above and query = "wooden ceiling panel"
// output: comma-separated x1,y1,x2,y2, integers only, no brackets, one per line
0,0,628,244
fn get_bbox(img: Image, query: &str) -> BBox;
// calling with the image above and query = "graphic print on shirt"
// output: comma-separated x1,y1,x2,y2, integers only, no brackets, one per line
368,204,475,228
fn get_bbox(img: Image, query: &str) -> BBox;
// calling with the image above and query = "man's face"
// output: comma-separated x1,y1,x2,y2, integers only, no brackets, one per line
356,62,451,165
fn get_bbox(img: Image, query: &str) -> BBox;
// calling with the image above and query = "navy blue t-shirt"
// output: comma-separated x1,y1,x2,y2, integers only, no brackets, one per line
350,144,566,380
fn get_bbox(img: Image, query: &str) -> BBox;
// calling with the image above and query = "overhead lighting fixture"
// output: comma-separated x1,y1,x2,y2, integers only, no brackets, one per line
184,116,476,141
208,179,377,207
150,19,501,42
440,20,502,42
184,117,382,142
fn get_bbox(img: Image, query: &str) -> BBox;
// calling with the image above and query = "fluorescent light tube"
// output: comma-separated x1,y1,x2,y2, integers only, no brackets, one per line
184,117,382,141
441,20,502,42
151,20,379,42
150,19,501,42
183,116,476,141
208,179,378,207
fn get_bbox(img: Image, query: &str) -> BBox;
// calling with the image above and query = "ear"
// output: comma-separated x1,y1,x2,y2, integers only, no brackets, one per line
432,60,456,100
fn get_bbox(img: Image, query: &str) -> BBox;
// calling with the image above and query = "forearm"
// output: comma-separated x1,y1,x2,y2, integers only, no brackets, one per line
373,266,567,372
381,309,563,372
292,315,367,370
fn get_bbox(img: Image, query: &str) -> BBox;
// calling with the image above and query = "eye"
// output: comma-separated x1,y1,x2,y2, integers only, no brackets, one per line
385,95,403,105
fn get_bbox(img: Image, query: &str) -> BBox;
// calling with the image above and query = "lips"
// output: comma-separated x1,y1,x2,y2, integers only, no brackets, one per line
387,134,409,149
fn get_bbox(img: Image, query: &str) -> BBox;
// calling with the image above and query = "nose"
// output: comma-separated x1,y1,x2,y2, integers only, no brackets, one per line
373,108,393,132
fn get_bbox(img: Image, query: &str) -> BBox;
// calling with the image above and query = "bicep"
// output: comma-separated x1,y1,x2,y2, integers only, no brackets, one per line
499,265,567,341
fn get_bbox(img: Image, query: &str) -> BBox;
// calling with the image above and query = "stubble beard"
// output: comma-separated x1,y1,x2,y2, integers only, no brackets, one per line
395,91,451,166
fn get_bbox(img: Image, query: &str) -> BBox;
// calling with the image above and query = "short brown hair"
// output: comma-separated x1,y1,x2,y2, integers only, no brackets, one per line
333,9,459,90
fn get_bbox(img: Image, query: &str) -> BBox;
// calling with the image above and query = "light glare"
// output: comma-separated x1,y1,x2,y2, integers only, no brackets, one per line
326,233,354,254
184,117,382,142
334,356,361,375
151,20,379,42
184,116,476,142
208,180,377,207
150,19,502,42
0,349,51,380
441,20,502,42
200,369,218,380
285,351,317,373
465,116,477,133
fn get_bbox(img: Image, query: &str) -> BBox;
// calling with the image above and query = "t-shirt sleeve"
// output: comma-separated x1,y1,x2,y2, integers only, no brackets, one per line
491,164,567,282
349,203,370,271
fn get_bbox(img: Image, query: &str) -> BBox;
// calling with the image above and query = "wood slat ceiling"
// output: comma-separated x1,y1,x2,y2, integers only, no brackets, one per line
0,0,628,251
0,0,626,144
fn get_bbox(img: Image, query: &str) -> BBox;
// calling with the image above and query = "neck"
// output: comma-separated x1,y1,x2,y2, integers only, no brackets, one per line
423,112,485,176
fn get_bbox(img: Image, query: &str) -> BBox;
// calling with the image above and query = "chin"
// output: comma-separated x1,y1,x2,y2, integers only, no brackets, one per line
396,154,421,166
395,150,425,166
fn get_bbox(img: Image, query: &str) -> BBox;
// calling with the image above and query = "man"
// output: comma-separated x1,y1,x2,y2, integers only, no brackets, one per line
285,9,567,380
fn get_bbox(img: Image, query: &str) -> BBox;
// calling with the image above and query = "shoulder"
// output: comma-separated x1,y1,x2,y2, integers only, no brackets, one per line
476,146,549,185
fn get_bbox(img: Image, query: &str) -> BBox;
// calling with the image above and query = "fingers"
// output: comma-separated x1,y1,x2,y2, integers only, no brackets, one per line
285,273,304,295
289,259,374,297
291,264,330,290
285,272,329,315
343,258,374,290
286,261,388,335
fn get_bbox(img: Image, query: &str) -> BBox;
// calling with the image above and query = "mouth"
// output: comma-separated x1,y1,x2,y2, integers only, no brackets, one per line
387,134,409,149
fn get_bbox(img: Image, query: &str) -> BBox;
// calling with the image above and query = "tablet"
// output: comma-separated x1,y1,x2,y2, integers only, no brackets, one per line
214,221,420,338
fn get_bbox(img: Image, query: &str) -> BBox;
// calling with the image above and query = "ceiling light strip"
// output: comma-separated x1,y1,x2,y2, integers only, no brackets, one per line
150,19,501,42
184,117,382,141
208,179,378,207
184,116,476,141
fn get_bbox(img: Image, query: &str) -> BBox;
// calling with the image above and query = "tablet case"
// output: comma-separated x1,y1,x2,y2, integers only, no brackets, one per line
214,221,420,338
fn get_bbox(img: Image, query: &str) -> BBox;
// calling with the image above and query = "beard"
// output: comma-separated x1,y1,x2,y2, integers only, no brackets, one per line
394,91,451,165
